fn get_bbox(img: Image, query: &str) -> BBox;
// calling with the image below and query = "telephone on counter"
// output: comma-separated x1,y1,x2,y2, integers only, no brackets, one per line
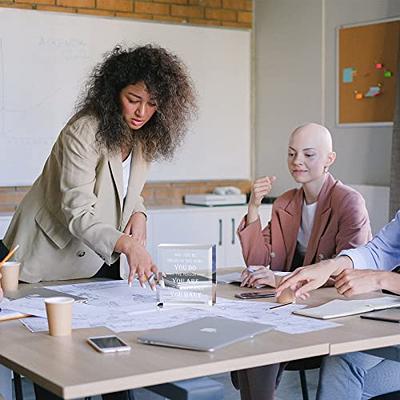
212,186,242,195
184,186,246,206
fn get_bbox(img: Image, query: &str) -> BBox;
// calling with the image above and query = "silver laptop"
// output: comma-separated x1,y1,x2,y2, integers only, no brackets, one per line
137,316,273,352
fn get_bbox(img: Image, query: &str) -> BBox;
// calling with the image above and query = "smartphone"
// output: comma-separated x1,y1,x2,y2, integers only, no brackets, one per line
234,292,275,299
87,335,131,353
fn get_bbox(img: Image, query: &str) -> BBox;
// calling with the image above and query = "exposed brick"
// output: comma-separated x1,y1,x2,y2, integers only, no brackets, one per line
97,0,132,12
222,20,249,28
189,17,221,26
188,0,200,4
15,0,55,4
245,0,252,11
0,3,32,8
37,4,76,12
205,7,235,21
115,11,153,19
156,14,186,22
222,0,247,9
237,10,251,23
171,4,202,18
199,0,221,6
78,7,115,16
134,1,169,15
56,0,94,7
157,0,188,4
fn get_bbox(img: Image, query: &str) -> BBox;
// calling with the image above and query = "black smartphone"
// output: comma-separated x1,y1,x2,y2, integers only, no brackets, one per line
234,292,275,299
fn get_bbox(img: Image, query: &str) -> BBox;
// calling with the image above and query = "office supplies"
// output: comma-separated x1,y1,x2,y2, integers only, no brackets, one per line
360,308,400,323
269,302,293,310
137,316,274,352
234,292,275,299
0,245,19,269
293,297,400,320
184,193,247,206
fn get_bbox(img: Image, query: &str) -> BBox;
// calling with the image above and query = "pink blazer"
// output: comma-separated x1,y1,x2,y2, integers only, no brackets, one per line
238,174,372,271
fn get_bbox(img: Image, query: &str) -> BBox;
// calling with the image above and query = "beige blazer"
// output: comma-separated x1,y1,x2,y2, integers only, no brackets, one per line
238,173,372,271
4,114,149,282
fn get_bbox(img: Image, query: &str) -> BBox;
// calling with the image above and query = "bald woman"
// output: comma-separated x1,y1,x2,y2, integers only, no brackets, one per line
232,123,372,400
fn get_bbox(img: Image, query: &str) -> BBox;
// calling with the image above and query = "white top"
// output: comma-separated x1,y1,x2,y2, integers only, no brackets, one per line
122,153,132,199
297,200,318,255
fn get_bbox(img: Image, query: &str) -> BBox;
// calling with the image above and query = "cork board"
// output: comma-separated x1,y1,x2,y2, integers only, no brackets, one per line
338,20,400,125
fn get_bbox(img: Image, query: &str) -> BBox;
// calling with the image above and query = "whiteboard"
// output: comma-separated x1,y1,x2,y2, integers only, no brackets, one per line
0,9,251,186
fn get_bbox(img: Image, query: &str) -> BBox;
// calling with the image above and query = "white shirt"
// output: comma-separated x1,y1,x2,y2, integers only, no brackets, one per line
122,153,132,199
297,200,318,255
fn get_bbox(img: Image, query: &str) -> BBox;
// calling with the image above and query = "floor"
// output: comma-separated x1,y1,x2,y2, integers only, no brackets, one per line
14,369,319,399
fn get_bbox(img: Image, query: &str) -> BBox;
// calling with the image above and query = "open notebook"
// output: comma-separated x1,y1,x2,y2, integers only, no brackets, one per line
293,296,400,320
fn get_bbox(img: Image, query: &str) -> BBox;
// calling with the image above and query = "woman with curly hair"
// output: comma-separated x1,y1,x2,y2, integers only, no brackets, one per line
2,44,196,399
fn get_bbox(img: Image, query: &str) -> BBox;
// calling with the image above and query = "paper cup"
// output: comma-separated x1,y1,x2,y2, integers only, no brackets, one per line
274,272,295,304
1,261,20,292
45,297,74,336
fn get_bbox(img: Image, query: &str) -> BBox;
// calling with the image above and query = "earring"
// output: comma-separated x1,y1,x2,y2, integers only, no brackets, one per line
324,166,329,173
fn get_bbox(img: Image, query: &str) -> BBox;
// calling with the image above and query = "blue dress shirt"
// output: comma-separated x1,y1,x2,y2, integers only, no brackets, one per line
339,210,400,271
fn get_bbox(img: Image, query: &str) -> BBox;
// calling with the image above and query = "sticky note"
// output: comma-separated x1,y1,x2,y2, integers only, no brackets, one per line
375,63,383,69
343,67,354,83
355,93,363,100
384,70,392,78
365,86,381,97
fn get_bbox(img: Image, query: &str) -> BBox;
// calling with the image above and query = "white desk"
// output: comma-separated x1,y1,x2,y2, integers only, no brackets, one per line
1,284,400,399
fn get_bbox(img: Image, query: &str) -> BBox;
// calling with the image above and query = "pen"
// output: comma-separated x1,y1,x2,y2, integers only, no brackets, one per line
268,302,293,310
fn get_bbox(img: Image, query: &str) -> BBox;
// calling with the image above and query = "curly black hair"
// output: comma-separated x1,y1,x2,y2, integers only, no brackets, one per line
76,44,197,161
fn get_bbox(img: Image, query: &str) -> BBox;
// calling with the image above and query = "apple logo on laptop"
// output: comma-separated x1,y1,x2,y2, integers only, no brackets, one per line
200,327,217,333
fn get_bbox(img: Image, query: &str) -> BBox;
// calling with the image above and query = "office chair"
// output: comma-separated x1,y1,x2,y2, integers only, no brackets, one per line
284,356,323,400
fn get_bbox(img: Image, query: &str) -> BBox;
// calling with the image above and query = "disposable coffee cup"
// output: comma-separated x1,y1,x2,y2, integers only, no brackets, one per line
274,272,295,304
45,297,74,337
1,261,20,292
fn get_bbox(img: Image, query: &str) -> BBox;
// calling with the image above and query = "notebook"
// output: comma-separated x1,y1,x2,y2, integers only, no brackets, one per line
137,316,273,352
293,296,400,320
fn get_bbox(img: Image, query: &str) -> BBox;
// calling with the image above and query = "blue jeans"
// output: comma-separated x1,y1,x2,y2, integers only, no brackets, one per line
317,352,400,400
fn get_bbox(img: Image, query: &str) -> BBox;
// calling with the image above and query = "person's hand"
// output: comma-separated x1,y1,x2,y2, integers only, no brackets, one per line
275,258,351,300
247,176,276,224
334,269,384,297
240,265,275,288
124,212,147,246
248,176,276,208
115,235,157,289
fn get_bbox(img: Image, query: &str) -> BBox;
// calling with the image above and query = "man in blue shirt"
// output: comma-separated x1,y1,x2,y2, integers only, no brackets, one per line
276,211,400,399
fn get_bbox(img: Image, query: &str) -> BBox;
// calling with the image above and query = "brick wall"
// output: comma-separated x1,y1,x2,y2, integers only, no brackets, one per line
0,0,253,28
0,0,253,211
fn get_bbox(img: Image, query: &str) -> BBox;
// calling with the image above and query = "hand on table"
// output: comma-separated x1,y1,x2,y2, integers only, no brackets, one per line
334,269,384,297
240,265,275,288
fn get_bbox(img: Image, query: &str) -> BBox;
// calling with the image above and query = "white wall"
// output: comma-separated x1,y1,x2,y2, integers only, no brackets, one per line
255,0,400,196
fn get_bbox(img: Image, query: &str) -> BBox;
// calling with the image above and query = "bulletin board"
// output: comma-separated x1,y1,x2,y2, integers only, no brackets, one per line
338,20,400,125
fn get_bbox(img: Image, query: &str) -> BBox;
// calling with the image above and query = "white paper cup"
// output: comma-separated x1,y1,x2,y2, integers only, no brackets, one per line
274,272,295,304
1,261,20,292
45,297,74,336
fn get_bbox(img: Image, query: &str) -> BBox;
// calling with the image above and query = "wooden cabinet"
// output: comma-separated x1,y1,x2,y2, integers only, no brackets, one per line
147,205,272,268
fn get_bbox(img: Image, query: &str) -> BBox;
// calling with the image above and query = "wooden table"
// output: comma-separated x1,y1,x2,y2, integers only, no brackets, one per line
1,283,400,399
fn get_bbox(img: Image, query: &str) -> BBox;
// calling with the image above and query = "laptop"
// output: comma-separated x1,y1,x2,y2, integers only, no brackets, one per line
137,316,273,352
5,287,87,303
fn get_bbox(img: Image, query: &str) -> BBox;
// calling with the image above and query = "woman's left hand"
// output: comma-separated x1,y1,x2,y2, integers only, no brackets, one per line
334,269,383,297
124,212,147,246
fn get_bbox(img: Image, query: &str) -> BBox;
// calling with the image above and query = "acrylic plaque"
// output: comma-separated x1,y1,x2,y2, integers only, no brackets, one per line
157,244,216,306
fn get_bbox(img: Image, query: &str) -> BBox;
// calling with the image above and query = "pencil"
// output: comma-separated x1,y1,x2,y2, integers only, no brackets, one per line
0,245,20,269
